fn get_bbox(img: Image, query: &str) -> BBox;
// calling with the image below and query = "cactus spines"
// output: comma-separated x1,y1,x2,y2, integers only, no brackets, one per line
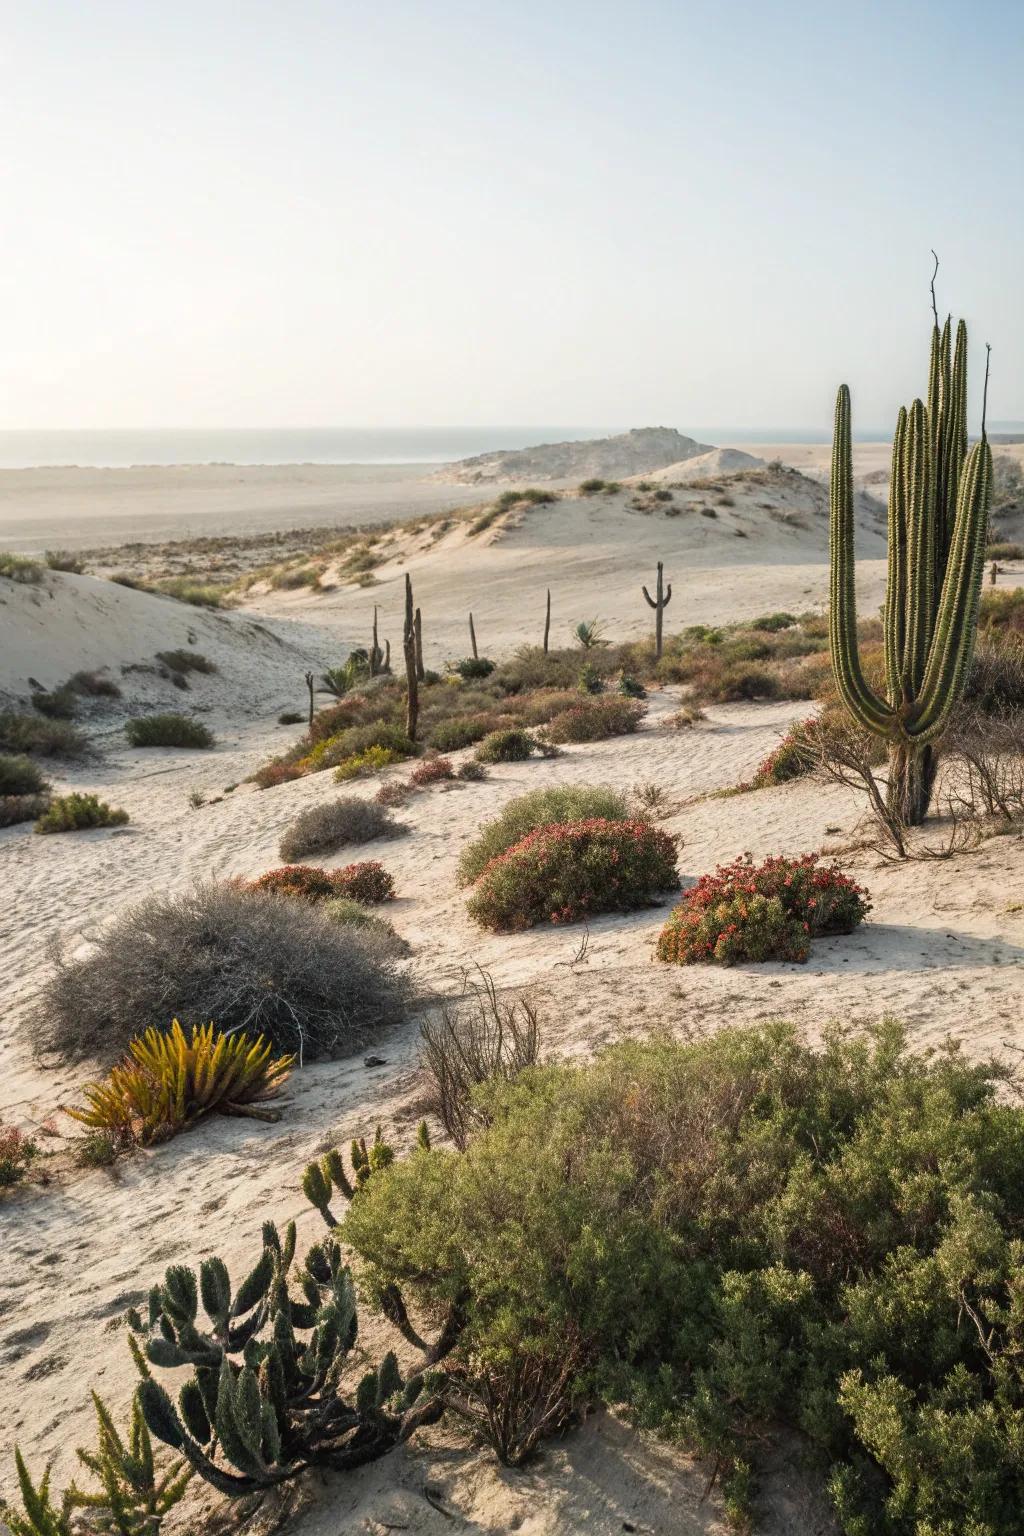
829,293,992,825
403,574,419,742
642,561,672,659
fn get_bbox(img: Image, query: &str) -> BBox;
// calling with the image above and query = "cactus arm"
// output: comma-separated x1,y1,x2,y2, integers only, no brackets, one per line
907,438,991,741
642,586,657,609
663,582,672,606
883,406,909,698
900,400,936,700
829,385,893,733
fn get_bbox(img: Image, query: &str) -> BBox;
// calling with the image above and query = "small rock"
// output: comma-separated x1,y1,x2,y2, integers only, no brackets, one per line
364,1055,387,1068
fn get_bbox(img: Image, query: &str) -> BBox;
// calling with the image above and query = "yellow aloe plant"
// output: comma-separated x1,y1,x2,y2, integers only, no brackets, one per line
67,1021,294,1146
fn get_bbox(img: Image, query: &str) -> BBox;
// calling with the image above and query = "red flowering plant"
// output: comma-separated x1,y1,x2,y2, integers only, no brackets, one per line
656,852,870,965
409,755,455,787
466,817,679,933
248,860,396,905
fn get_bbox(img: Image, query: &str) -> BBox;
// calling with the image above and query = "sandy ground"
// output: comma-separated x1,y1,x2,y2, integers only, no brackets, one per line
0,463,514,554
1,483,1023,1536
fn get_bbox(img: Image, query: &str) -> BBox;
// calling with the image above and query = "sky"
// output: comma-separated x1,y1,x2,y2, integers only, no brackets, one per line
1,0,1021,434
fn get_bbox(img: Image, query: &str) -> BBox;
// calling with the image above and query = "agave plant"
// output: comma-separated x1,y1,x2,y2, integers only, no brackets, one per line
321,650,371,699
4,1391,189,1535
571,618,607,650
66,1020,294,1146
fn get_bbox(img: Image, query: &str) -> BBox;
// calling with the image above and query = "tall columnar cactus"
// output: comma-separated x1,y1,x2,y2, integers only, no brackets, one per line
403,575,419,742
543,588,551,654
642,561,672,660
830,308,992,824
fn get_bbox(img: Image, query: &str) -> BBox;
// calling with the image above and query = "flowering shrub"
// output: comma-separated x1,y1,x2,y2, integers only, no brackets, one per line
251,861,395,904
409,755,455,786
0,1122,38,1187
333,745,405,782
656,853,870,965
252,756,306,790
375,779,412,806
306,722,415,773
428,714,504,752
543,696,645,745
467,818,679,932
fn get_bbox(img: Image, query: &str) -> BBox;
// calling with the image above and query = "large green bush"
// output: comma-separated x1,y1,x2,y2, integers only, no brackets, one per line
343,1022,1024,1531
125,714,214,749
457,783,631,886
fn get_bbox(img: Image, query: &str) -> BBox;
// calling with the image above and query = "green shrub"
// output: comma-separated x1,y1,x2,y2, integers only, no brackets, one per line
323,897,407,952
155,649,217,675
342,1020,1024,1529
31,686,77,719
333,745,405,781
457,783,631,886
618,674,647,699
35,793,129,834
455,656,496,680
0,551,44,584
66,669,121,698
0,711,86,758
152,577,229,608
543,695,645,744
578,662,604,695
475,727,536,763
751,611,797,631
44,549,86,573
456,759,488,781
0,793,51,828
125,714,214,749
428,714,502,752
0,754,47,796
988,542,1024,560
466,817,679,931
305,721,416,772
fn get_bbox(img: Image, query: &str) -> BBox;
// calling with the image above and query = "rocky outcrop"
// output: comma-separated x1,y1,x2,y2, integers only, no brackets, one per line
432,427,714,484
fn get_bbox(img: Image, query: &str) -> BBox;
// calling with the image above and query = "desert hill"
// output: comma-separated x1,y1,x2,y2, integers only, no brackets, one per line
251,464,887,664
640,446,766,482
432,426,714,484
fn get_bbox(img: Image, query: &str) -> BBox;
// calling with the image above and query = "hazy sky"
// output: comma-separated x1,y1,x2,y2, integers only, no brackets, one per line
2,0,1021,433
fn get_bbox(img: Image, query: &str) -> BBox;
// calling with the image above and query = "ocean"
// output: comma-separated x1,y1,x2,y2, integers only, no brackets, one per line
0,424,897,469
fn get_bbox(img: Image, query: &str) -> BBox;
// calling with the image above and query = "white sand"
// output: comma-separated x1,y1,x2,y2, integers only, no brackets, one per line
1,482,1022,1536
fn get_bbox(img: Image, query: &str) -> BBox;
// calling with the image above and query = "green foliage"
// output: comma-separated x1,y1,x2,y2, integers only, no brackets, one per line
305,721,415,772
66,671,121,699
333,745,404,781
466,817,679,932
542,695,645,744
130,1206,444,1495
152,578,230,608
35,793,129,834
342,1021,1024,1530
125,715,214,749
0,712,87,759
0,755,48,797
577,662,604,694
988,541,1024,560
427,714,498,751
618,673,647,698
571,618,607,649
31,687,78,720
44,550,86,574
457,783,631,886
454,656,495,680
474,727,536,763
4,1392,190,1535
751,611,797,631
0,551,44,584
0,793,51,828
155,650,217,676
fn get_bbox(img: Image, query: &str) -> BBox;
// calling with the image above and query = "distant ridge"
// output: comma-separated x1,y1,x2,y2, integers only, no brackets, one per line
432,426,714,484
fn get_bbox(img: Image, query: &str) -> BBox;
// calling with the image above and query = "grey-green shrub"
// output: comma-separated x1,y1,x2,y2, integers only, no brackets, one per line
279,796,401,862
0,754,48,797
125,714,214,749
0,712,86,758
457,783,631,885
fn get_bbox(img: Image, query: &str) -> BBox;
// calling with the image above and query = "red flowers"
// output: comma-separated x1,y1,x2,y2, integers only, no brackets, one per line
656,853,870,966
466,817,679,933
247,860,396,905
